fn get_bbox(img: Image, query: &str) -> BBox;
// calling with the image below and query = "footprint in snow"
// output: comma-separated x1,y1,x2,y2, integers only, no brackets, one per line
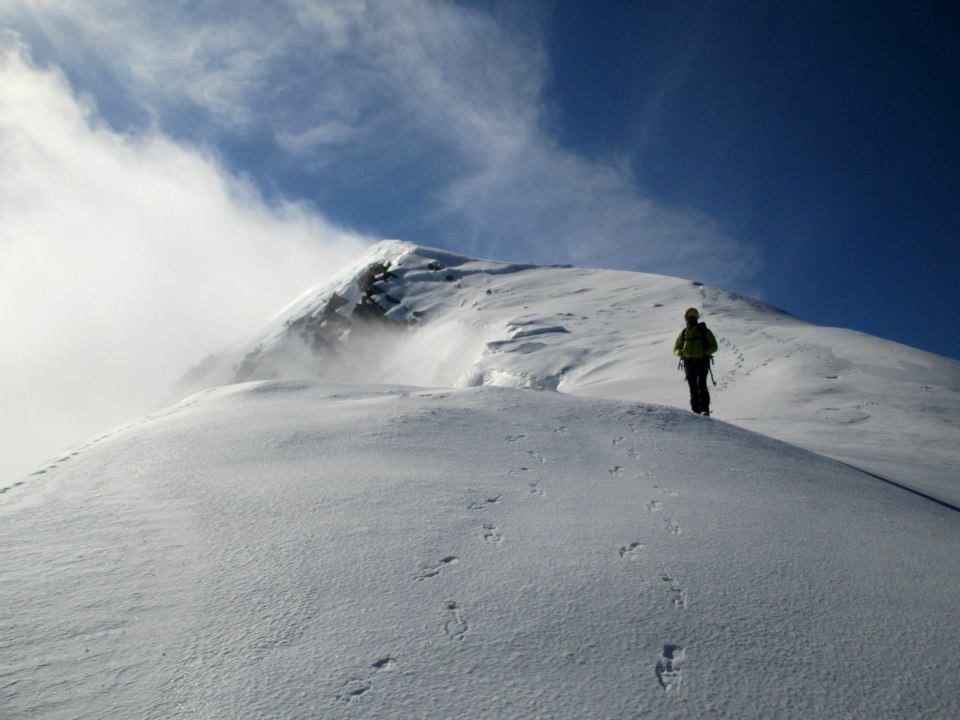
647,500,662,512
414,556,459,581
665,520,681,534
656,644,686,691
336,677,371,703
619,542,644,561
528,481,544,496
370,656,397,672
482,522,502,543
661,573,687,609
467,494,502,509
444,601,468,641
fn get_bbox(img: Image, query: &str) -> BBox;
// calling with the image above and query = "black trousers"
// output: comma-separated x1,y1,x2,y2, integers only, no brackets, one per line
683,357,711,414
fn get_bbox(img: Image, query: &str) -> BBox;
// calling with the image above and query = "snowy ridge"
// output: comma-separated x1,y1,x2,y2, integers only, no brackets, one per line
183,241,546,389
183,240,960,505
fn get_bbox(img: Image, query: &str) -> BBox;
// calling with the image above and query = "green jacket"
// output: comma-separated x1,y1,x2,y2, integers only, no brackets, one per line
673,322,718,359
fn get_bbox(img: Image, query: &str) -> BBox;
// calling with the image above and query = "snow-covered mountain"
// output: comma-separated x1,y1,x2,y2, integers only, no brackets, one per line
4,241,959,719
184,240,960,506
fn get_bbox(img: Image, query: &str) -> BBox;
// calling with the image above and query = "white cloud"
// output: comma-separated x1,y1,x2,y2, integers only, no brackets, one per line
2,0,759,286
442,141,757,279
275,121,359,155
0,39,371,481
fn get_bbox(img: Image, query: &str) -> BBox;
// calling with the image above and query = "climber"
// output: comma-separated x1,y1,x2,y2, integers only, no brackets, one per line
673,308,718,416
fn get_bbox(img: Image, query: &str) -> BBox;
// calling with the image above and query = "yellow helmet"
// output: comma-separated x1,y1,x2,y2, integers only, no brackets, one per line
684,307,700,320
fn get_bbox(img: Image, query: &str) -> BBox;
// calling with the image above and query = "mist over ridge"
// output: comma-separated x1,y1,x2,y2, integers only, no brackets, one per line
0,42,371,483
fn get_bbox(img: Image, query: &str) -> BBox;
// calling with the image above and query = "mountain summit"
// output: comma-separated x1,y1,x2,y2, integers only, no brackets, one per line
184,240,960,505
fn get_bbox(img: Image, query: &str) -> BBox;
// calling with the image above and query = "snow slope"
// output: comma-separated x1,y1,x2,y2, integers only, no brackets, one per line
3,382,959,719
184,240,960,506
5,241,959,718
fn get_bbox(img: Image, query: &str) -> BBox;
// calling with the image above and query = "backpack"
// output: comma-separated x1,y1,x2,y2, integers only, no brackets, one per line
683,322,715,358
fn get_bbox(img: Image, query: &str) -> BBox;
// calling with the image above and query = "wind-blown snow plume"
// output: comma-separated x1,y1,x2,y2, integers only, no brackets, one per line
0,40,371,481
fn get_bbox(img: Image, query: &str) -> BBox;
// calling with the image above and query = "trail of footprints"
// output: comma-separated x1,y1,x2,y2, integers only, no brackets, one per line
1,447,85,495
427,433,549,619
2,389,222,497
467,422,693,694
514,421,692,693
716,337,745,389
337,431,549,704
615,434,691,692
337,417,692,704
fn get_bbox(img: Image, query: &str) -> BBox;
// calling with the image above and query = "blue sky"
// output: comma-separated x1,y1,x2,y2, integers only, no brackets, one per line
543,1,960,359
493,1,960,359
2,0,959,359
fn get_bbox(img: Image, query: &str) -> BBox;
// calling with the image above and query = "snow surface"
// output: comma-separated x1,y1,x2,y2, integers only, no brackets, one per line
5,383,960,718
4,241,960,718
